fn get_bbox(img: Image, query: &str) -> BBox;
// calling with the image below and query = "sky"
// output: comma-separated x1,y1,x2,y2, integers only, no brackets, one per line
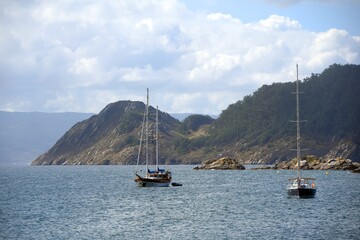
1,0,359,115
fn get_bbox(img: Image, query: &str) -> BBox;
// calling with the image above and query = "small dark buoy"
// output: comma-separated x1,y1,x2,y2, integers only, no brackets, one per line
171,182,182,187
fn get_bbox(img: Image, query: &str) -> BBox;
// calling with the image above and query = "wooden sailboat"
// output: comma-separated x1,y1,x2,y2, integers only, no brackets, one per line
287,65,316,198
134,88,172,187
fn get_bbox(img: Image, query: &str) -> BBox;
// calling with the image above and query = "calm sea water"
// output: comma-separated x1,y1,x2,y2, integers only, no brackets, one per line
1,165,359,240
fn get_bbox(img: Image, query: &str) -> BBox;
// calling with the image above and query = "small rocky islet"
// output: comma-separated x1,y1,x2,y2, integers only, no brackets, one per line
193,157,245,170
194,155,360,173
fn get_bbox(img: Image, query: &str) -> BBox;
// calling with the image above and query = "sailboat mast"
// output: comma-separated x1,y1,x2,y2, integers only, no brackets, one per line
156,106,159,170
136,105,146,168
145,88,149,176
296,64,301,179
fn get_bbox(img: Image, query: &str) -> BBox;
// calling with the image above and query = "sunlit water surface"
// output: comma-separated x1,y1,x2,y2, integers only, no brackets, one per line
1,165,359,239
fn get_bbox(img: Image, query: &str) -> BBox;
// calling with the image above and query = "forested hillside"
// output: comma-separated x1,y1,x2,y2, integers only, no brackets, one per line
173,64,360,162
227,64,358,141
190,64,360,147
32,64,360,165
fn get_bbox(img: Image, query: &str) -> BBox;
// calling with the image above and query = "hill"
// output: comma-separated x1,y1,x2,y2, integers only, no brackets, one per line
0,111,211,165
0,111,93,165
32,64,360,165
32,101,182,165
179,64,360,163
167,64,360,163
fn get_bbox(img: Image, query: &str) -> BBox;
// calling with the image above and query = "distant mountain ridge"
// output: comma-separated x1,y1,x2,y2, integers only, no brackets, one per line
0,111,93,165
32,64,360,165
0,110,214,166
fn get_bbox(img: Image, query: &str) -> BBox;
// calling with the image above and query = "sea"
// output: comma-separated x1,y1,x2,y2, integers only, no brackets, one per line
1,165,359,240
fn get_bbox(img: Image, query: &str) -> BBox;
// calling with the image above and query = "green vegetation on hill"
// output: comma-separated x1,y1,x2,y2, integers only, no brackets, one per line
32,64,360,165
205,64,360,147
301,64,360,142
208,81,295,146
179,114,215,132
171,64,360,159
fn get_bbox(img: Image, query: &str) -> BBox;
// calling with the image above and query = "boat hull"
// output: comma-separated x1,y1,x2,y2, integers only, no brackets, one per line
287,188,316,198
135,174,171,187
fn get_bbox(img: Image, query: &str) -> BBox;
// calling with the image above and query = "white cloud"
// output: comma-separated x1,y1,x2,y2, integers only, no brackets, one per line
299,29,360,72
69,57,98,75
0,99,32,112
43,90,130,113
120,65,155,82
207,12,240,23
259,15,301,30
44,93,77,112
0,0,359,115
188,52,241,82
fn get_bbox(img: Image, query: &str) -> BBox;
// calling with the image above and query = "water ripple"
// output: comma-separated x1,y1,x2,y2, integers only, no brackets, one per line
1,166,359,239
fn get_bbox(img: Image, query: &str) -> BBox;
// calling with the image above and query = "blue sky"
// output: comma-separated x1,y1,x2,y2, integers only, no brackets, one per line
184,0,360,35
1,0,359,115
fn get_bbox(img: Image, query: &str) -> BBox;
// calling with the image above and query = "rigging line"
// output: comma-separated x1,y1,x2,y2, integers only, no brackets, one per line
156,106,159,170
136,102,147,172
296,64,301,179
145,88,149,176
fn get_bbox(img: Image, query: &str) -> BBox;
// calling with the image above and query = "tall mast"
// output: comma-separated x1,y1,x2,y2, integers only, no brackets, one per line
145,88,149,176
136,105,146,168
156,106,159,170
296,64,301,179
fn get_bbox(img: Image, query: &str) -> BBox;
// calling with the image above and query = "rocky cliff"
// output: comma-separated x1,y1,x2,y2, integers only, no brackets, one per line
32,101,180,165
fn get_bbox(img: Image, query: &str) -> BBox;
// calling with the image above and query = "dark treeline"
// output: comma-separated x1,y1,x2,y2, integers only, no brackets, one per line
179,114,215,132
176,64,360,152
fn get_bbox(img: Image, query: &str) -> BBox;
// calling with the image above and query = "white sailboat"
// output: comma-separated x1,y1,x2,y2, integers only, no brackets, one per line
287,64,316,198
134,89,172,187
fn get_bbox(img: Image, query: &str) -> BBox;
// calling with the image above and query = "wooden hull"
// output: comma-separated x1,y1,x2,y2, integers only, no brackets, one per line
135,174,171,187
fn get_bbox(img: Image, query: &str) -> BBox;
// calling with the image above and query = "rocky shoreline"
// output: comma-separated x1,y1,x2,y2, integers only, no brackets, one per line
193,157,245,170
194,155,360,173
273,155,360,173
